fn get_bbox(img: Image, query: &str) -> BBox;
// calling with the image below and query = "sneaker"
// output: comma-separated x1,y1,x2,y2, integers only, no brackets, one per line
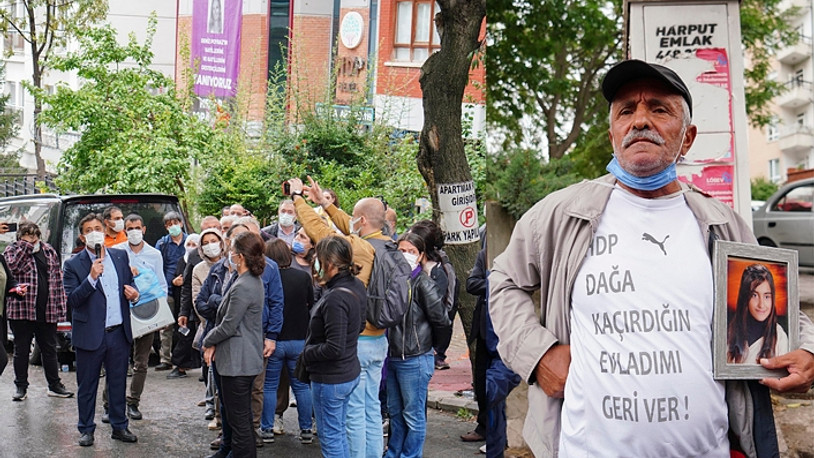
259,428,275,443
273,414,284,435
12,386,26,401
479,444,486,454
166,367,188,379
299,429,314,444
205,408,215,420
155,362,172,371
254,429,264,448
435,358,450,370
47,383,75,398
208,418,221,430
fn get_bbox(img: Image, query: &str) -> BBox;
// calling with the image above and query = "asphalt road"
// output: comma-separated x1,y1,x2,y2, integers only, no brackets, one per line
0,364,483,457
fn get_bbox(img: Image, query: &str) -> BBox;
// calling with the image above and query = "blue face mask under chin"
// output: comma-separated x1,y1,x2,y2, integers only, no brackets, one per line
606,156,678,191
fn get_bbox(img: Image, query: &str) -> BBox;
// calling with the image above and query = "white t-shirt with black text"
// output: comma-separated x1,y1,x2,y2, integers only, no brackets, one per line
559,187,729,457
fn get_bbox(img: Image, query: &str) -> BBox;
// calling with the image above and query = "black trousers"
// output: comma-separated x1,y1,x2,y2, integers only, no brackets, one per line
218,371,257,458
9,320,60,390
473,336,488,436
0,339,8,376
171,320,200,369
433,305,457,361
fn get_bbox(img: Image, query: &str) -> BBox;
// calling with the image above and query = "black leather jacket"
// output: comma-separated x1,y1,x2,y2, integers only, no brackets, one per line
388,271,451,359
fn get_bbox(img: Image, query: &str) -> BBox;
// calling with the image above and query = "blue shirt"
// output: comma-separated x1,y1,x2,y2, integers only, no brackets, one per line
87,248,123,328
155,233,187,290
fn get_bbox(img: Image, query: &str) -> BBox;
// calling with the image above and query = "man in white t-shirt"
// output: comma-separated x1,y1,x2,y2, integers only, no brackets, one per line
489,60,814,457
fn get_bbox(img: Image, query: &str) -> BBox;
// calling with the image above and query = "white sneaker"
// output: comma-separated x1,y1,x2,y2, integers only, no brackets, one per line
273,414,284,435
479,444,486,454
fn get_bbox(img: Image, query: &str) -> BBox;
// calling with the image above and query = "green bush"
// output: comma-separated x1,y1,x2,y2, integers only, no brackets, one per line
750,177,779,201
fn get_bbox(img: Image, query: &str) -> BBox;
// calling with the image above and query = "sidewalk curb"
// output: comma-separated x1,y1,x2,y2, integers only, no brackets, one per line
428,390,479,415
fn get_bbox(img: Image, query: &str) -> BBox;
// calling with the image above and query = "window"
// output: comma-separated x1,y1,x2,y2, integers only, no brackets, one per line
768,158,781,183
796,111,806,129
767,118,779,141
771,183,813,213
4,81,22,109
792,68,805,85
3,31,25,54
394,1,441,63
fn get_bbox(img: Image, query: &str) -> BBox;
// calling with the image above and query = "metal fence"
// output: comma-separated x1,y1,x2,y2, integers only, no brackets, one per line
0,174,58,197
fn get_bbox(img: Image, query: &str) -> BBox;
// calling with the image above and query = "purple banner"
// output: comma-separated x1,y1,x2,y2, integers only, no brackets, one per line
191,0,242,98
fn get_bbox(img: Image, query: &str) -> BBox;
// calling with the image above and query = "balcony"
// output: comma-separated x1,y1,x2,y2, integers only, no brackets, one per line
778,35,811,65
779,124,814,154
777,79,813,109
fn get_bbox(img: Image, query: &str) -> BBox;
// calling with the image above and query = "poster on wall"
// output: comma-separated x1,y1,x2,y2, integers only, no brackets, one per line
191,0,242,98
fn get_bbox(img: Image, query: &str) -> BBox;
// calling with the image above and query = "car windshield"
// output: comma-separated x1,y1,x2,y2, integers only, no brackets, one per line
0,199,58,254
62,198,183,262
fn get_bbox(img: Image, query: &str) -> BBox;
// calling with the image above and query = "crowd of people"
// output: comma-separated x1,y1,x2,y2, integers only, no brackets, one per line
0,176,488,458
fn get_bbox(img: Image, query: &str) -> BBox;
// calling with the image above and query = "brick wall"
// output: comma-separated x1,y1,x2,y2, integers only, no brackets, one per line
335,8,371,105
290,15,333,119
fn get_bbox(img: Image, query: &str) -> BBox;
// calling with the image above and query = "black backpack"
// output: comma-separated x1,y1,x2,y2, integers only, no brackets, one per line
365,238,412,328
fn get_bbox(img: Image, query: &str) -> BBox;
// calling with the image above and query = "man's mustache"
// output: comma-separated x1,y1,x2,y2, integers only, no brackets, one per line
622,129,665,148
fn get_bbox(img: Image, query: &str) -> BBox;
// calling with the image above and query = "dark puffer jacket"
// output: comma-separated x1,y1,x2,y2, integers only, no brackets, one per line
388,271,450,359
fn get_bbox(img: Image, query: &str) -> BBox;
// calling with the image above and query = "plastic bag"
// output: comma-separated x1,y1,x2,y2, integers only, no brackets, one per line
132,267,167,307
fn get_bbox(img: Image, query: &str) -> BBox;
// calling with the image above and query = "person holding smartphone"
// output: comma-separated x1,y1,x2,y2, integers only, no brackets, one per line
3,221,73,401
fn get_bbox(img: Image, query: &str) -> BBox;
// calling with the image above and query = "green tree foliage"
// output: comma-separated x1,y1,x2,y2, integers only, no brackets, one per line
37,18,218,201
488,0,622,159
488,0,797,219
750,177,779,201
0,0,108,177
492,148,582,220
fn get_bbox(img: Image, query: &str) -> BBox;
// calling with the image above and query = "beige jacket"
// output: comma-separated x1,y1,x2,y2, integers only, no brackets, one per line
489,174,814,457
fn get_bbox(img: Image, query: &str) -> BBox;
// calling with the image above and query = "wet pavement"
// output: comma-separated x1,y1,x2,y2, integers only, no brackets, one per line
0,318,483,457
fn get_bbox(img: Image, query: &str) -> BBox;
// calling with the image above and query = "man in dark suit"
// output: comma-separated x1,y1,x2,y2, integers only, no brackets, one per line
63,213,141,447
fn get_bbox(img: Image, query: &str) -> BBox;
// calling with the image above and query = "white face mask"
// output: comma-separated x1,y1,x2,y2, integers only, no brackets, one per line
350,216,362,236
278,213,295,228
112,219,125,233
202,242,221,259
402,251,419,271
127,229,144,246
84,231,105,250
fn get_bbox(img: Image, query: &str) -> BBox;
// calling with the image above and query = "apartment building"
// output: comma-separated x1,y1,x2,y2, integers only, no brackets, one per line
1,1,178,173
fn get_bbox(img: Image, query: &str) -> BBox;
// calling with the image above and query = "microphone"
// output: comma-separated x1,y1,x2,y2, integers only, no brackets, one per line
94,243,101,258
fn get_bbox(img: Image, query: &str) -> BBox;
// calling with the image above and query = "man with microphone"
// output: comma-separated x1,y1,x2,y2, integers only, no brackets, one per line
63,213,140,447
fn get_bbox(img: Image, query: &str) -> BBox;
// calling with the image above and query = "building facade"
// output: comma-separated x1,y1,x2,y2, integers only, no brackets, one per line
175,0,486,135
1,1,178,173
749,0,814,183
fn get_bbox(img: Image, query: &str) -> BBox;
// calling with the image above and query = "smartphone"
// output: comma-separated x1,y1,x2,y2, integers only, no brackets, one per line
5,222,17,232
281,181,291,196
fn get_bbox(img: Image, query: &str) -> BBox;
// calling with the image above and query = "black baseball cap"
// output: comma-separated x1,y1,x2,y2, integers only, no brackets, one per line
602,59,693,117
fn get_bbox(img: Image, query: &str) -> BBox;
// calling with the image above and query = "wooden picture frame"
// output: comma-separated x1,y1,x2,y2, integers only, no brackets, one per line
713,241,799,380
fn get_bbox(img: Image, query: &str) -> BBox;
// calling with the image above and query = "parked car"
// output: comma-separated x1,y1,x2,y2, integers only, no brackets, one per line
0,193,190,369
752,178,814,267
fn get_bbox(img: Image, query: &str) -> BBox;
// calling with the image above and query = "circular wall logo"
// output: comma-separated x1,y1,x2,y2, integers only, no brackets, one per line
340,12,364,49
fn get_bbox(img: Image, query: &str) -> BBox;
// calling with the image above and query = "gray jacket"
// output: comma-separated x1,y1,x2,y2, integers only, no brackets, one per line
489,174,814,457
202,271,265,377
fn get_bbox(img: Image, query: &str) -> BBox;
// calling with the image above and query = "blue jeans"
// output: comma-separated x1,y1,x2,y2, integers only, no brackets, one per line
261,339,313,431
385,351,434,458
312,377,359,458
346,335,387,458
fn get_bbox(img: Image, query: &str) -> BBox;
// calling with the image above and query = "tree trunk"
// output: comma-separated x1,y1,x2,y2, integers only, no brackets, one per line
417,0,485,367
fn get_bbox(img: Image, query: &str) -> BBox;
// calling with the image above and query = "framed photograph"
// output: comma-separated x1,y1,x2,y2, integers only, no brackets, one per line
713,241,799,379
